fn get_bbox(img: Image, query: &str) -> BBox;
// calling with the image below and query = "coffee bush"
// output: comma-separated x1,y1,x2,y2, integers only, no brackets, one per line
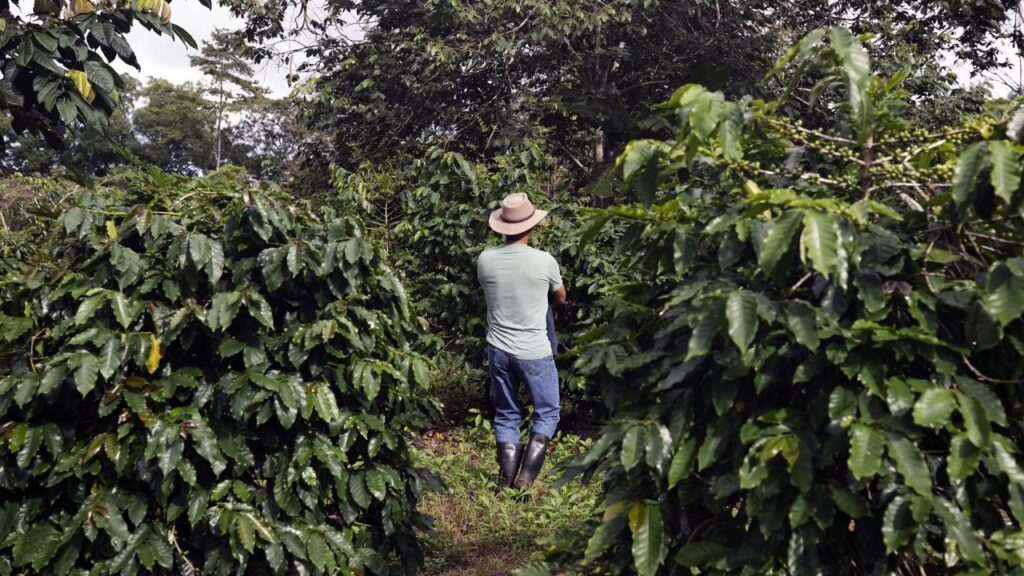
529,29,1024,575
0,167,438,575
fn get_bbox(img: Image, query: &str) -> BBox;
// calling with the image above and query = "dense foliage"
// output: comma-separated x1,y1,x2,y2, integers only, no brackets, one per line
226,0,1021,198
331,145,632,418
0,167,438,575
523,29,1024,575
0,0,202,149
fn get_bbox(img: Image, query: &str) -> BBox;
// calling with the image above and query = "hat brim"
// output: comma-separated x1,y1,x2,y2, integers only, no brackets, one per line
488,208,548,235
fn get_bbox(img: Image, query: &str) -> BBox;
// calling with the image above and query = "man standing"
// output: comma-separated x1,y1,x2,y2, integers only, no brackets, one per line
478,192,566,491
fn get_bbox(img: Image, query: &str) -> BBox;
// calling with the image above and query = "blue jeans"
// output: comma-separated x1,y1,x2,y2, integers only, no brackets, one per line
487,344,560,444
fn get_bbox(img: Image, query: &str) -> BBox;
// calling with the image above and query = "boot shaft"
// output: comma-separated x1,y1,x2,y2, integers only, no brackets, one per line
514,432,549,489
496,441,524,490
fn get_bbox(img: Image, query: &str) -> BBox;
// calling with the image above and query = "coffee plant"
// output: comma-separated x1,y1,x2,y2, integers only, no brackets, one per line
0,166,438,574
525,29,1024,575
0,0,201,149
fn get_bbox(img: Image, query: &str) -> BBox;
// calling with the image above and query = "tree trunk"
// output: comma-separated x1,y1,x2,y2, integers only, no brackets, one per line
214,83,224,170
590,33,621,207
593,127,606,166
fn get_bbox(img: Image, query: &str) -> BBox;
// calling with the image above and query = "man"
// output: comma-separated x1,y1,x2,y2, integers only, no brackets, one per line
477,192,566,491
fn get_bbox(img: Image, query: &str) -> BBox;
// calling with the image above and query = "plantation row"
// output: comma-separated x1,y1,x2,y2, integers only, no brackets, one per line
3,29,1024,575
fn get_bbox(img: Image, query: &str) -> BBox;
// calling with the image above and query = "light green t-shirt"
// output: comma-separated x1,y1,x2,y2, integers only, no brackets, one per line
477,243,563,360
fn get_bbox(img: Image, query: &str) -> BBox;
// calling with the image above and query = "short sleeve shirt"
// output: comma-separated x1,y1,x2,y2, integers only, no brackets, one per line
477,243,563,360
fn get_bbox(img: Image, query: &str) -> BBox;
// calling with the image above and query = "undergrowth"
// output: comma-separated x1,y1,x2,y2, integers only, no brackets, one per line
414,422,600,576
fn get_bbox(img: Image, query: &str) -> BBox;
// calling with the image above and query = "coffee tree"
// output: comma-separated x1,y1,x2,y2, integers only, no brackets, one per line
526,29,1024,575
0,0,200,149
0,166,438,574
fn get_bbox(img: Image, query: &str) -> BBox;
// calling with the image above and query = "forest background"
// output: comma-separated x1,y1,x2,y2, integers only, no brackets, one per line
4,1,1024,575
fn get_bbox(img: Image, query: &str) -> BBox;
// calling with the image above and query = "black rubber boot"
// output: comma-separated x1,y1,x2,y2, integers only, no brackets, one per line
496,442,524,491
514,433,549,489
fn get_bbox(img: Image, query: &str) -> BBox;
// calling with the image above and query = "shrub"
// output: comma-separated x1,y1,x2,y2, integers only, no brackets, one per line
0,172,79,262
0,166,438,575
529,29,1024,575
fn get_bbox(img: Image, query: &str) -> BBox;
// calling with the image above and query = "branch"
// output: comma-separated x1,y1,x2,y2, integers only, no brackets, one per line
961,355,1024,385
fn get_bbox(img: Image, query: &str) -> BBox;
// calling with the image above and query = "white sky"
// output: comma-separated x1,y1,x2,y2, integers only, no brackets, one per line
114,3,293,97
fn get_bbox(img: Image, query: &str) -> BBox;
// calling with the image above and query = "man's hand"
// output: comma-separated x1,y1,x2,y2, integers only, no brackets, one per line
551,284,567,306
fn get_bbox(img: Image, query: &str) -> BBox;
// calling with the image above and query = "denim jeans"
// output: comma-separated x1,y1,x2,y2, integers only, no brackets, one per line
487,344,560,444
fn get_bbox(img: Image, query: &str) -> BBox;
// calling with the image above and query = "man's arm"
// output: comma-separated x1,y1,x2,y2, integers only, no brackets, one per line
551,284,567,305
547,254,567,305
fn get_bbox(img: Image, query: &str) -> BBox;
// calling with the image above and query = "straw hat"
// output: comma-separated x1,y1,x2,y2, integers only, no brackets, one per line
488,193,548,235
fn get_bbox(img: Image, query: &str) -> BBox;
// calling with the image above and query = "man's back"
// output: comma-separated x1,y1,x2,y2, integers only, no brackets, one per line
477,243,562,360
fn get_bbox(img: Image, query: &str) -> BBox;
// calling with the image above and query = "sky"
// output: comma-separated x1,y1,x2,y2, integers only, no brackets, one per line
114,3,294,97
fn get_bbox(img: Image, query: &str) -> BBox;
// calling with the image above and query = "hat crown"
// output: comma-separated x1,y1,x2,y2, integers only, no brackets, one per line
500,193,535,223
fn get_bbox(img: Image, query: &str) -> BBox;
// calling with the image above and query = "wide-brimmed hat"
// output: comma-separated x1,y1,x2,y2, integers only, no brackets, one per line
488,193,548,235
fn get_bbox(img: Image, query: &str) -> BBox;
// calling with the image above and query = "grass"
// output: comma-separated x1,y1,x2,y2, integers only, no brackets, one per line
414,423,601,576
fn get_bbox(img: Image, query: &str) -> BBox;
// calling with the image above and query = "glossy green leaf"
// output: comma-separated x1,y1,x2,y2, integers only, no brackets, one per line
110,292,136,329
313,384,341,424
912,388,955,428
236,513,256,552
848,424,884,480
882,496,914,553
366,468,387,500
147,530,173,569
983,260,1024,326
829,28,871,138
99,336,121,380
948,434,981,481
989,140,1021,204
951,141,989,205
831,487,868,518
207,291,241,332
958,392,991,448
993,437,1024,486
933,499,986,565
265,543,285,572
720,104,743,161
674,541,726,567
785,300,819,350
208,239,225,283
726,290,759,352
887,434,932,496
584,514,627,565
75,294,105,325
306,531,330,572
686,302,723,360
621,425,645,472
189,233,212,269
629,503,665,576
800,210,840,280
955,376,1007,426
667,437,697,488
74,354,99,396
13,524,60,568
758,209,803,275
246,290,275,329
350,472,371,509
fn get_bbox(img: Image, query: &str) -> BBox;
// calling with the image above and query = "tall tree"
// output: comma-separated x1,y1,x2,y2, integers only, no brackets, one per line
189,28,266,169
226,0,1021,194
222,96,305,180
132,79,215,174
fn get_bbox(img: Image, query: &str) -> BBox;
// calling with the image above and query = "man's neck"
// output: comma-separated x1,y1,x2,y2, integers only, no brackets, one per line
506,234,531,246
